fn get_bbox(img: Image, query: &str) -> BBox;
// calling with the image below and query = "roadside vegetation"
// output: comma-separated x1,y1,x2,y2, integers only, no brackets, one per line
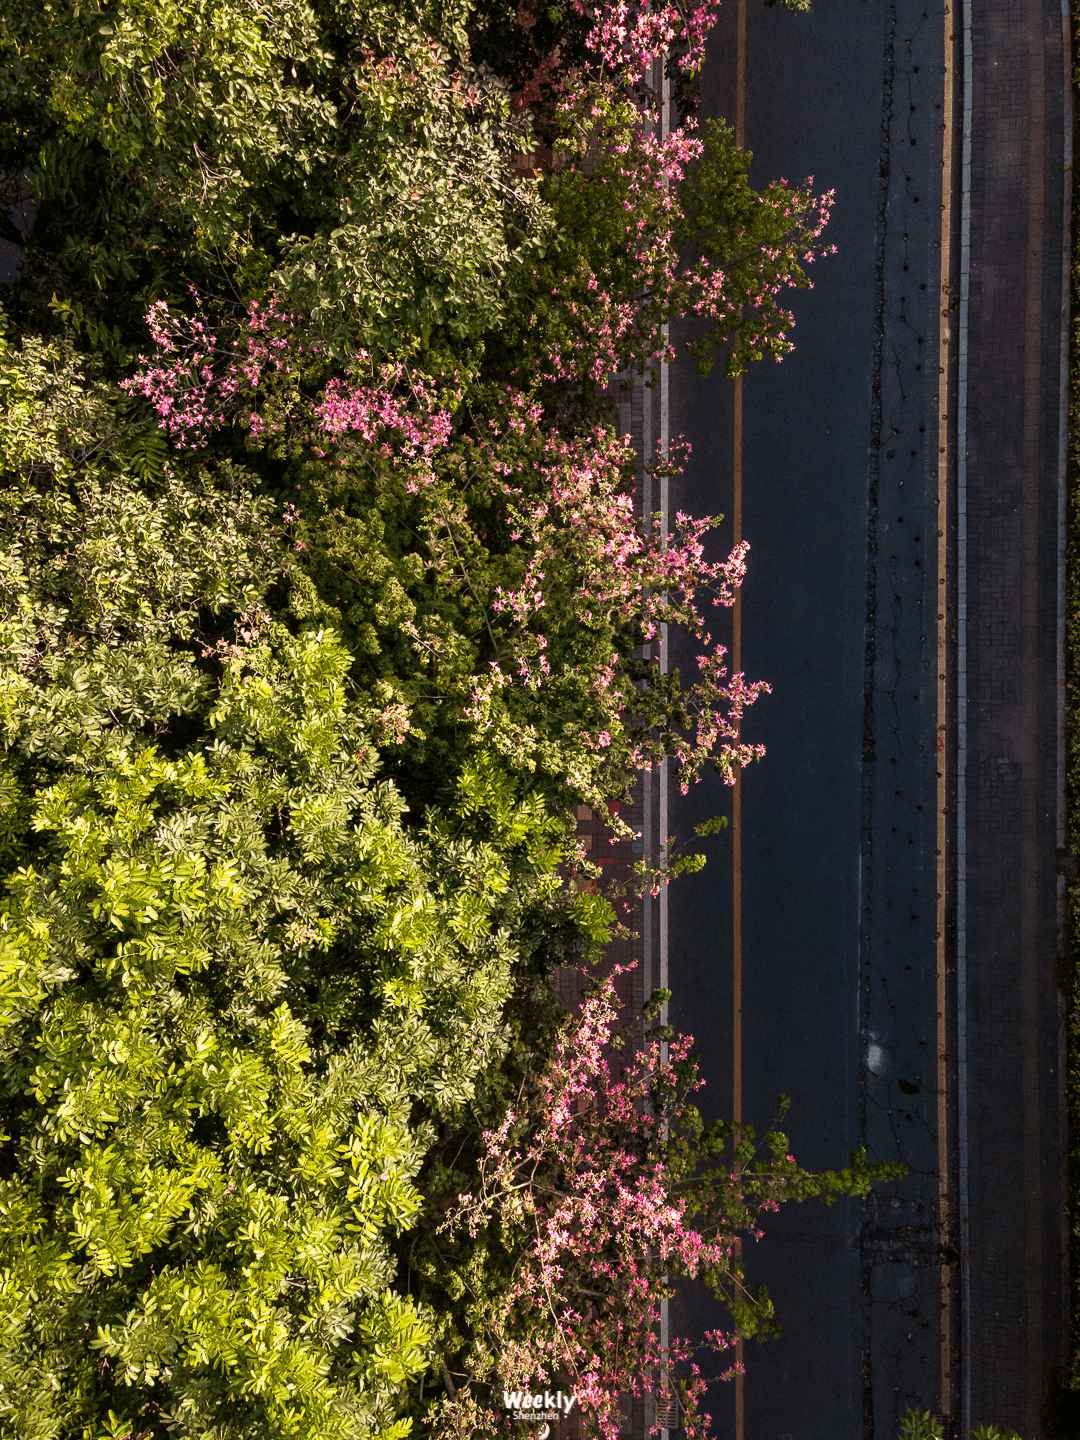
900,1413,1034,1440
0,0,905,1435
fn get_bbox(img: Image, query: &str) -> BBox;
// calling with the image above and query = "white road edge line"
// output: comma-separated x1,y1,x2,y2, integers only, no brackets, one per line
656,56,672,1440
1058,0,1073,1372
956,0,972,1429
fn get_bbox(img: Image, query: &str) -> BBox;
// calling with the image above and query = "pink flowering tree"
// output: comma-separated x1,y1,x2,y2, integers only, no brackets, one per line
115,0,837,832
115,0,845,1418
415,968,905,1438
125,311,768,818
122,297,458,463
515,105,835,394
475,0,836,397
117,0,836,838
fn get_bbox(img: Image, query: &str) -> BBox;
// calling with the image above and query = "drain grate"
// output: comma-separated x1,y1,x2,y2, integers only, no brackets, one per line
653,1391,679,1429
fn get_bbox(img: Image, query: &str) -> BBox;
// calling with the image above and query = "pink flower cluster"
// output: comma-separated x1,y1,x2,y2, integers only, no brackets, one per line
123,296,300,446
487,418,769,796
312,364,458,489
535,115,835,390
125,300,457,487
503,0,838,392
316,373,452,461
442,965,786,1437
582,0,722,80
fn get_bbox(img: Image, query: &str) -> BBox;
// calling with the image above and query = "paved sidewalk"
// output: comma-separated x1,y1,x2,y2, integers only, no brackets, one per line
958,0,1071,1429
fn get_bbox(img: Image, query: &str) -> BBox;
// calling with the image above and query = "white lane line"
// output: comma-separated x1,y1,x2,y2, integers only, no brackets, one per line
936,0,956,1411
1057,0,1073,1363
956,0,972,1429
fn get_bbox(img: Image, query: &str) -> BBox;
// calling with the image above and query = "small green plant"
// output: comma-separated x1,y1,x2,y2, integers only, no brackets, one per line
900,1410,943,1440
899,1412,1026,1440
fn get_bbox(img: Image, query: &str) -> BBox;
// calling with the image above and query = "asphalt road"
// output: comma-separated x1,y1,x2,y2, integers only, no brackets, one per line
667,0,1076,1430
668,1,959,1434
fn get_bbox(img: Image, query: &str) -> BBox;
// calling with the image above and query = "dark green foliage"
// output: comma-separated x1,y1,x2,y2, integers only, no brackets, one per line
0,0,545,362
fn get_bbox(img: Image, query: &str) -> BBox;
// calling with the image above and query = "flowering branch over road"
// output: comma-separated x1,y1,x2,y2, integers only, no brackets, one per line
431,968,905,1437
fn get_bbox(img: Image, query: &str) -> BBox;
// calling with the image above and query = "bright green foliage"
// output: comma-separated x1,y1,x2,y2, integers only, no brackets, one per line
899,1408,945,1440
0,624,455,1437
0,338,576,1437
898,1411,1026,1440
0,0,545,359
0,326,153,481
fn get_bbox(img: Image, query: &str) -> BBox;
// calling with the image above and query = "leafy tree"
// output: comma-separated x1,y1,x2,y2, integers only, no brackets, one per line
0,329,585,1439
406,970,905,1438
899,1413,1027,1440
0,0,544,361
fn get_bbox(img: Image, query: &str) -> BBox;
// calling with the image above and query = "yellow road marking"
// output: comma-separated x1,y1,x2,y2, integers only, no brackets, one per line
733,2,746,1429
732,371,744,1440
937,1,956,1417
1019,10,1047,1392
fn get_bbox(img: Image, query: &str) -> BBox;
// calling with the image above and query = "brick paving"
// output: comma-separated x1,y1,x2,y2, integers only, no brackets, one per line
960,0,1070,1429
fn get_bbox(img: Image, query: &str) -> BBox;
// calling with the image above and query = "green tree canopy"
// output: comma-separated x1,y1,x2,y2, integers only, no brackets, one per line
0,0,545,360
0,331,584,1438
